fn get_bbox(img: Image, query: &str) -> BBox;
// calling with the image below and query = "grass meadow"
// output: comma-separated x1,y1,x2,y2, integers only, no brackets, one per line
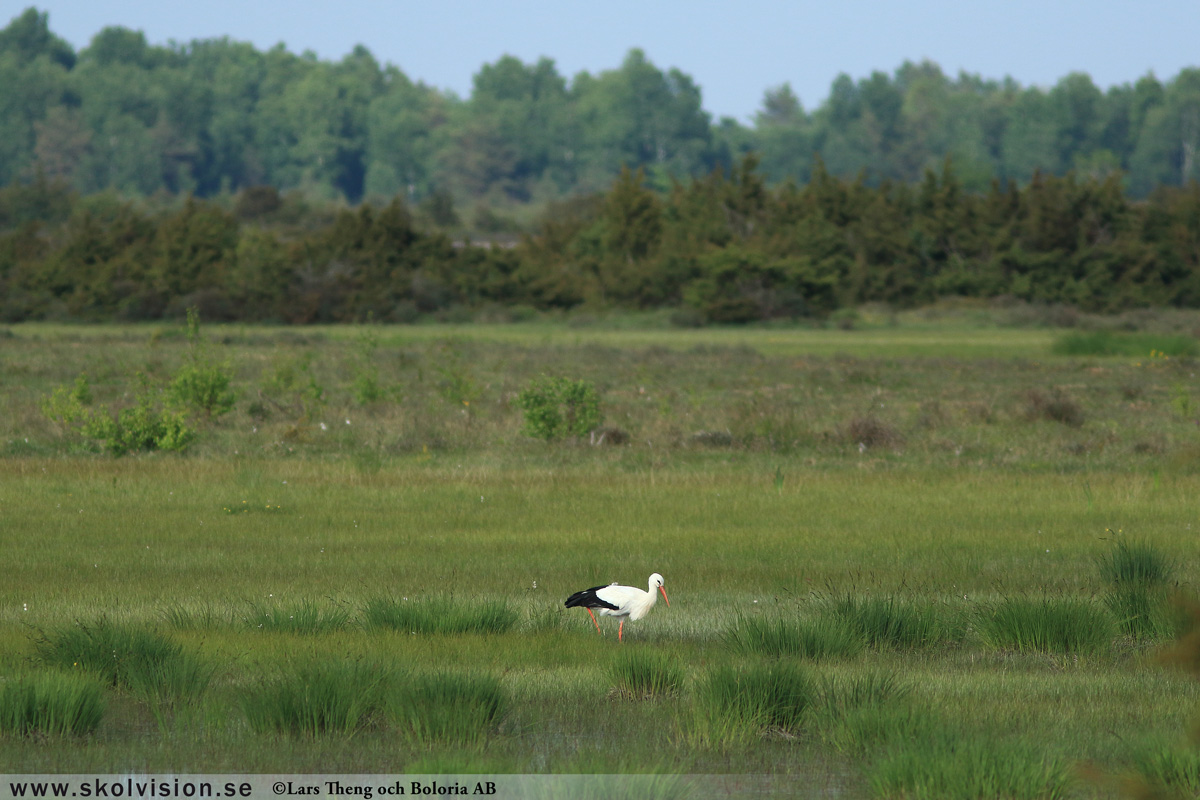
4,304,1200,798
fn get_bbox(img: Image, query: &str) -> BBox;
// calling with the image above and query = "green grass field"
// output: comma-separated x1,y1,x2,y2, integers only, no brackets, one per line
4,311,1200,798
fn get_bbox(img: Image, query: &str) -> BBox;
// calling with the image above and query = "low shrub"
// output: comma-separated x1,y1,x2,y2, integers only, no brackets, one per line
515,376,603,440
42,373,197,455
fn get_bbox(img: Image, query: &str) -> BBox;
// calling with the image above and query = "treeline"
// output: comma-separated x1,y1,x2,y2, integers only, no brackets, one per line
2,7,1200,210
3,156,1198,323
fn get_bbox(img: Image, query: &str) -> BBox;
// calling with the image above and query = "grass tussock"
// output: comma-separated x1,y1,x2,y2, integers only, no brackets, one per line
361,596,518,635
1127,743,1200,799
1098,535,1175,586
723,613,863,659
1023,388,1085,427
869,737,1075,800
1098,535,1177,640
388,672,508,746
977,596,1114,654
822,702,945,758
824,594,958,650
1052,330,1199,358
241,659,392,737
686,661,813,749
161,602,236,631
844,416,904,449
243,599,352,634
812,671,922,755
33,621,212,702
0,672,105,737
815,670,913,718
608,647,685,698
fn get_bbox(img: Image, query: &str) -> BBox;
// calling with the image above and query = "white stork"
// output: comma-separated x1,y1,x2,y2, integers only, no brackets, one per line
564,573,669,641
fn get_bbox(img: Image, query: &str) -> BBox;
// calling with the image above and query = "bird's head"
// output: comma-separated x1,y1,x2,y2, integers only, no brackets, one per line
650,573,669,607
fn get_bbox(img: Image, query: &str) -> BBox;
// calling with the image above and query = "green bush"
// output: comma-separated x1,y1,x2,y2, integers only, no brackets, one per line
515,376,603,440
42,373,196,455
165,308,235,420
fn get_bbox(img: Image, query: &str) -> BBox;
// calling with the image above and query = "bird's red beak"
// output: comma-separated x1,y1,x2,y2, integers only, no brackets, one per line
659,586,670,607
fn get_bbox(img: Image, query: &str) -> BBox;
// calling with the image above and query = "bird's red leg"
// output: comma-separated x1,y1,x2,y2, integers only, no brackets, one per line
586,607,602,635
618,621,624,642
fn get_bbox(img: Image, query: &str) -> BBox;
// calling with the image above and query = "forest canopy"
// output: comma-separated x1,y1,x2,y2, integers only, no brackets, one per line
2,8,1199,325
2,6,1200,206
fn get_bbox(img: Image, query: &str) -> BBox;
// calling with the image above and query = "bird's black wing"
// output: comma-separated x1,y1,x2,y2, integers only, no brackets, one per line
564,585,620,610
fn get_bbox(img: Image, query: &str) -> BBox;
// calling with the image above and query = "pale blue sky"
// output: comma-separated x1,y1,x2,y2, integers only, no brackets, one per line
18,1,1200,122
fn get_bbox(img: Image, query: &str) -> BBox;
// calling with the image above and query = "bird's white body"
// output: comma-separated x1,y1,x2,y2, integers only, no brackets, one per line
565,573,669,640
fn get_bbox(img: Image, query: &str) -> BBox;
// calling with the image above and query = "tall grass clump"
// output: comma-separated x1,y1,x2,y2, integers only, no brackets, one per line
1127,743,1200,799
824,594,956,650
811,670,922,755
1099,535,1176,586
1052,330,1198,358
0,672,105,737
723,613,863,659
241,660,392,737
388,672,508,746
1099,535,1177,640
977,596,1113,654
361,596,517,635
33,621,212,702
815,671,912,720
161,602,236,631
243,599,351,634
823,702,946,758
686,661,813,749
609,647,685,698
869,737,1074,800
1022,387,1085,427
